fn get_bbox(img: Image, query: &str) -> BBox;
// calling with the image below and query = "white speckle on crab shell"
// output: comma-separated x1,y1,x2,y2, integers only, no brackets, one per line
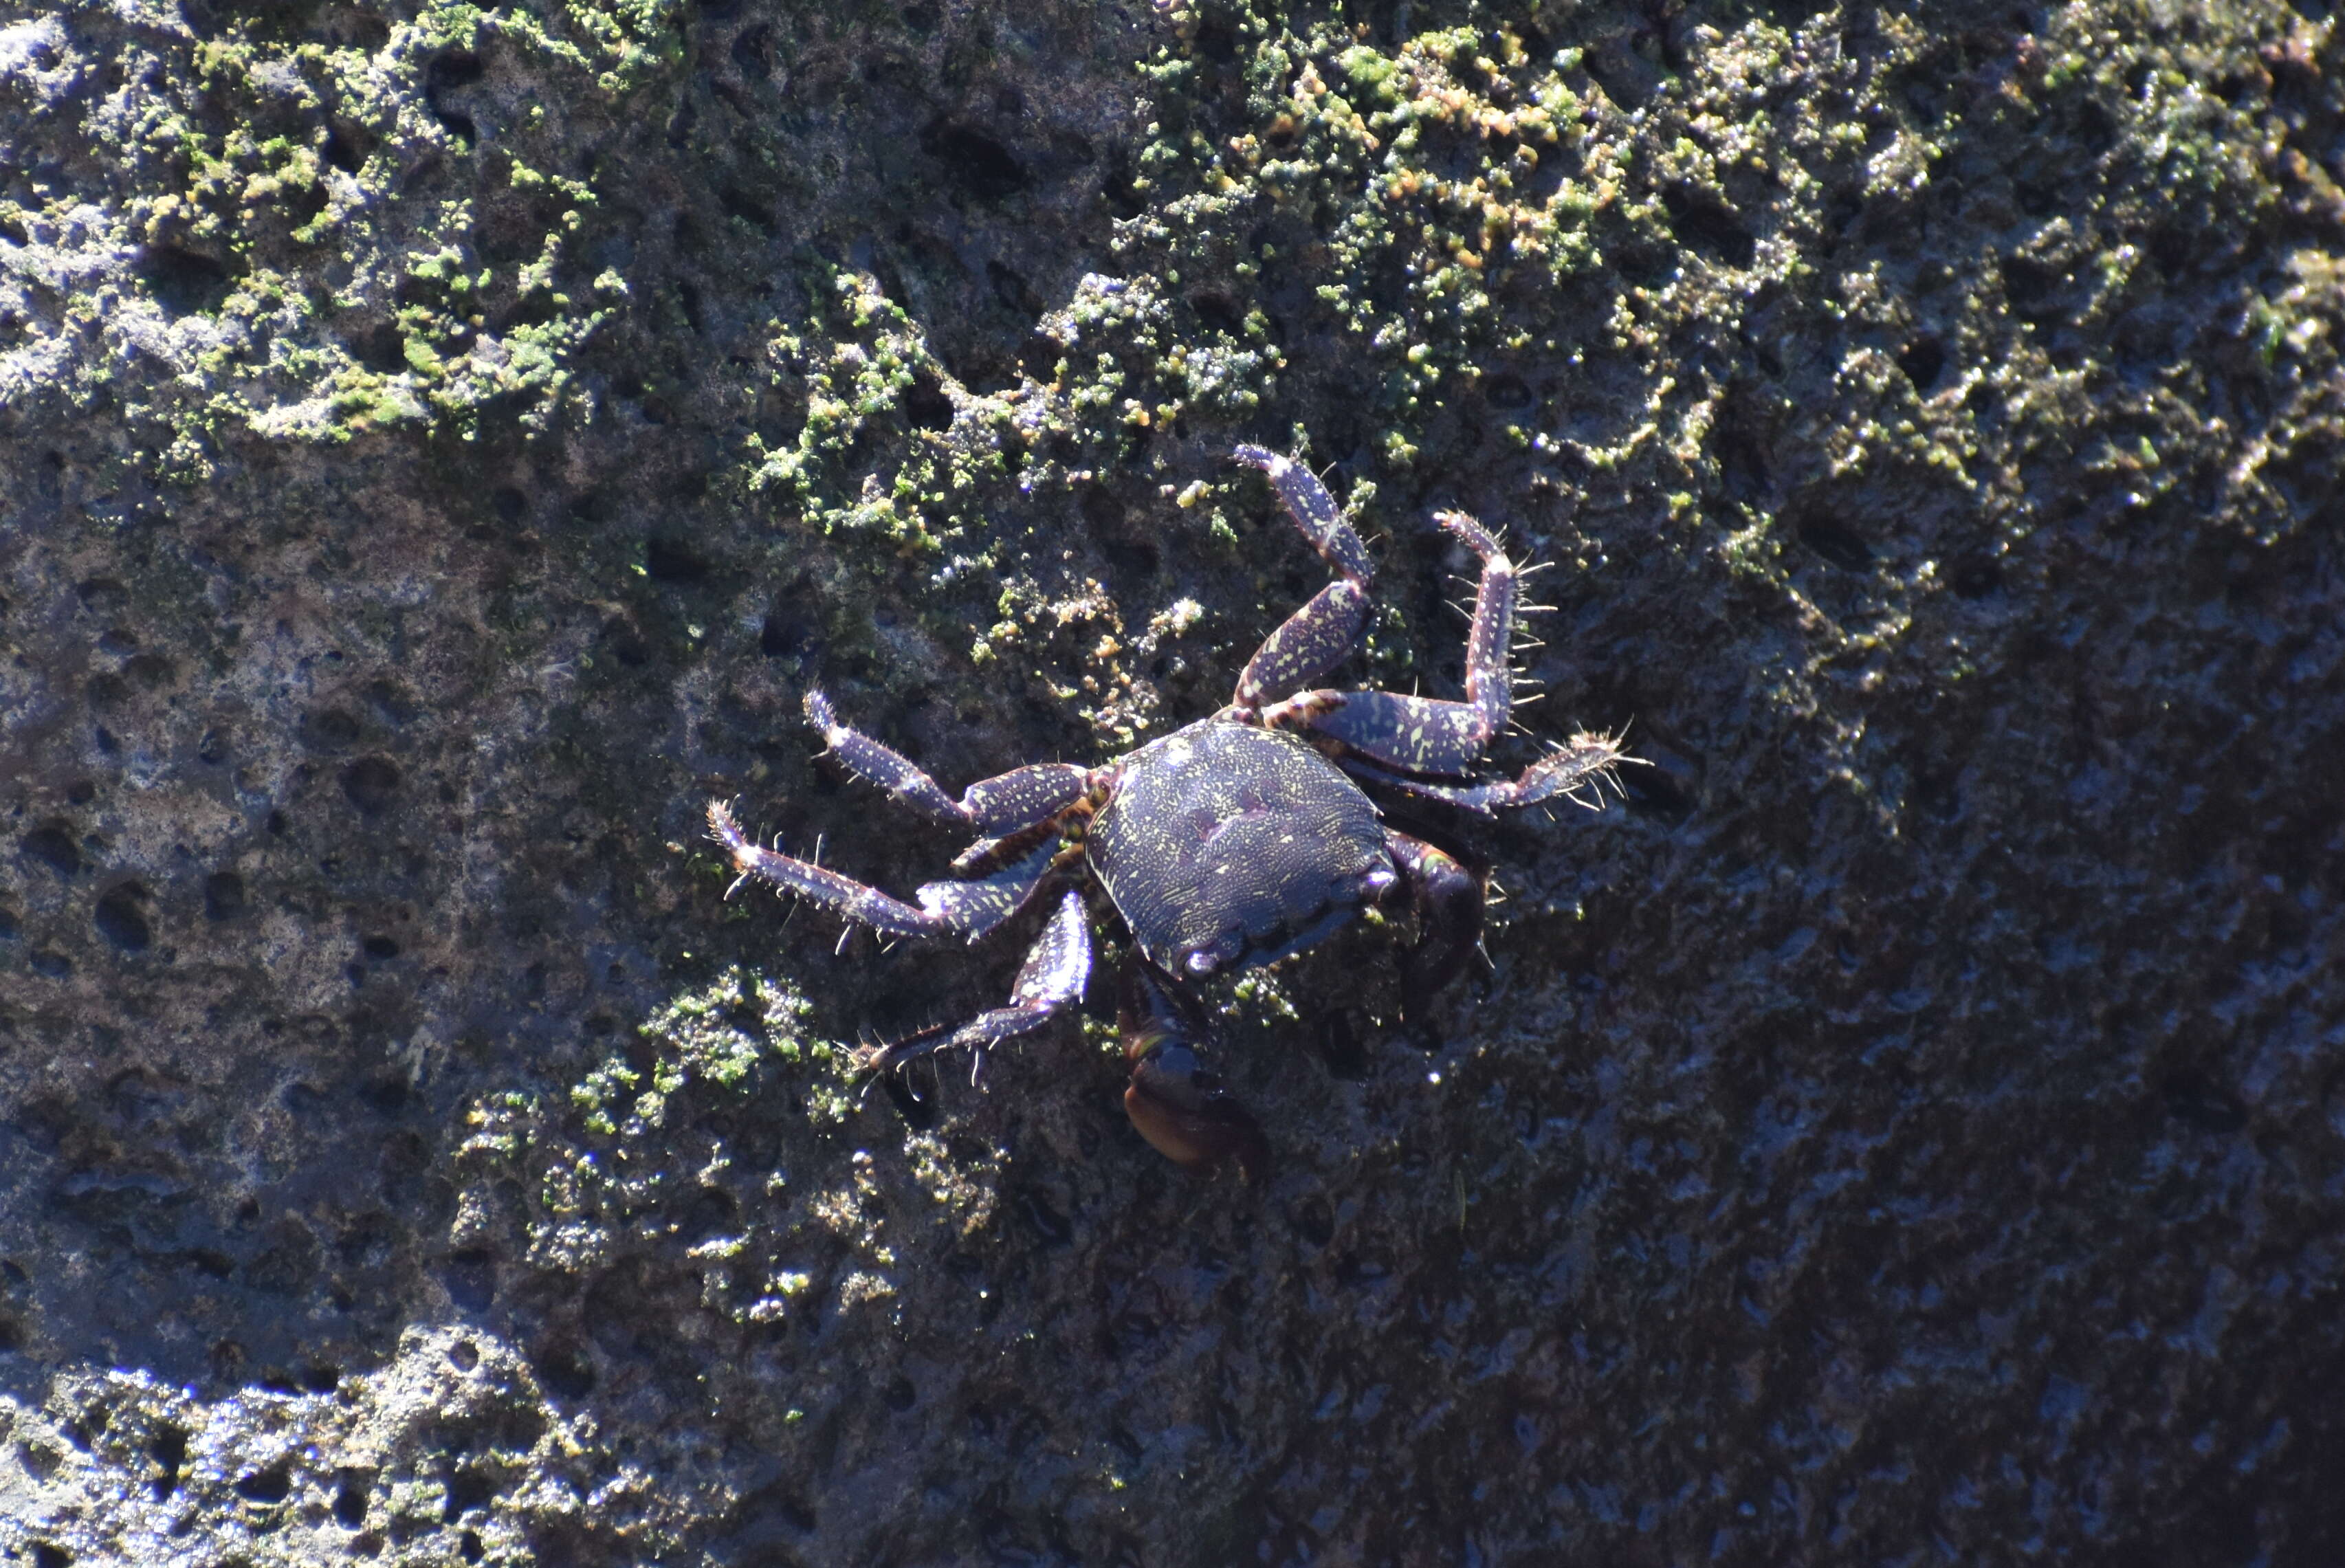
1090,716,1388,975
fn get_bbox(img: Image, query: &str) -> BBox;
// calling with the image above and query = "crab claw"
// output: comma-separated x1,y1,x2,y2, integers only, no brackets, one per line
1119,958,1270,1181
1383,830,1485,1018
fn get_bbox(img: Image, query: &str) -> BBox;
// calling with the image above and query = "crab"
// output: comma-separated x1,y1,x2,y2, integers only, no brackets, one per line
707,445,1627,1178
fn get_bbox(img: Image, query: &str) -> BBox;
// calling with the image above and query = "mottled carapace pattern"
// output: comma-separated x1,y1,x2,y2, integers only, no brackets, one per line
1088,721,1389,975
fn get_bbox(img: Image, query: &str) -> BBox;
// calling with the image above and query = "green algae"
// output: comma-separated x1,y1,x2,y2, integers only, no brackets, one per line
1,0,687,462
461,964,865,1290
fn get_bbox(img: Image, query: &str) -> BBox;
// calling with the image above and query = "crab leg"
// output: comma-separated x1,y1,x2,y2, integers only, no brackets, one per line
858,891,1093,1074
1262,511,1521,772
707,802,1056,941
1231,445,1374,582
1230,445,1374,709
804,692,1092,834
1118,956,1270,1181
1343,733,1631,817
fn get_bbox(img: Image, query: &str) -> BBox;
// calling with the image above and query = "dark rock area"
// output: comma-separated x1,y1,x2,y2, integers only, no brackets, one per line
2,0,2342,1562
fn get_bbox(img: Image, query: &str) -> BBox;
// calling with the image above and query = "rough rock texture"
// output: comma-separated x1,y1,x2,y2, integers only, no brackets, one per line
3,0,2343,1562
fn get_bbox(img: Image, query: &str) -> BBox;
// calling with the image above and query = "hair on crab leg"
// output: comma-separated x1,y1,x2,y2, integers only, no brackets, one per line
853,892,1092,1079
851,1033,882,1102
712,799,1034,940
710,800,756,901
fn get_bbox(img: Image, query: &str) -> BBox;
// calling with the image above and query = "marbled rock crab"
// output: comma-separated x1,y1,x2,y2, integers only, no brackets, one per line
709,445,1626,1177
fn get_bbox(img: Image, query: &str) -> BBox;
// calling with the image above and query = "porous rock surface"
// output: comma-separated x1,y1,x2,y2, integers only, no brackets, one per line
2,0,2342,1562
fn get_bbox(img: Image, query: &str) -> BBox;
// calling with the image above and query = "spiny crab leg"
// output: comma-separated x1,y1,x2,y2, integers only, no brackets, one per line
1262,511,1525,775
1342,732,1635,817
805,691,1092,835
856,891,1093,1076
1229,444,1374,582
707,801,1057,942
1229,445,1376,711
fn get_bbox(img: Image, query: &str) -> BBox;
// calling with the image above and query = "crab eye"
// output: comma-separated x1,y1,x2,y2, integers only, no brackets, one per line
1185,949,1221,977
